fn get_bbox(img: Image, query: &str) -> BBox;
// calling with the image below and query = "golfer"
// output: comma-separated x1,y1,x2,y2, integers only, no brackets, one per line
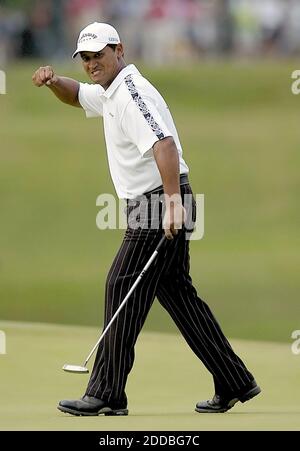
32,22,261,416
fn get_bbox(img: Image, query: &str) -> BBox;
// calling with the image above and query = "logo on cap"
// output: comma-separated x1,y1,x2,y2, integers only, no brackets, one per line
79,33,97,43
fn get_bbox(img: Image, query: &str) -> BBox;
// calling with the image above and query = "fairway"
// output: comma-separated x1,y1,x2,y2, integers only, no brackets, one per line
1,62,300,343
0,321,299,431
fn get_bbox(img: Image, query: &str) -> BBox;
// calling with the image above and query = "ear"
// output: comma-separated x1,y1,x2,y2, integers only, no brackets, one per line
116,43,124,58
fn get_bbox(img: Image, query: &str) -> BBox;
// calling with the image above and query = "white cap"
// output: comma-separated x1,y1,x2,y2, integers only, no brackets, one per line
72,22,120,58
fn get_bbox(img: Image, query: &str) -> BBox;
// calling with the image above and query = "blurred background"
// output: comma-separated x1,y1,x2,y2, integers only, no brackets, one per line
0,0,299,343
1,0,300,64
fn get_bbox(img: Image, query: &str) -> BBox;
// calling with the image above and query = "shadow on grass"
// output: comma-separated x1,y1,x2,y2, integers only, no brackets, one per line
57,410,300,418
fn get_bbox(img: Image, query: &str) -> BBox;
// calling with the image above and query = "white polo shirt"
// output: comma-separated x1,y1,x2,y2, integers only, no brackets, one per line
78,64,189,199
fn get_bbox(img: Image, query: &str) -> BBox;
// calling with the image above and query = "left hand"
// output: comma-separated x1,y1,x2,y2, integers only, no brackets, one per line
163,200,186,240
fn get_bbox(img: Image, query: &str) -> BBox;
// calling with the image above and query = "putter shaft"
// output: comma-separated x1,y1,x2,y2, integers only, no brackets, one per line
64,235,167,373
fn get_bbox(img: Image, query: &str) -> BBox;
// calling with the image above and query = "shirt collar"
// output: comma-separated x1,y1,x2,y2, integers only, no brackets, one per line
101,64,140,99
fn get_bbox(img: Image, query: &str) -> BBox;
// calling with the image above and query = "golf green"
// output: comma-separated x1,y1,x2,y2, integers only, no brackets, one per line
0,321,299,431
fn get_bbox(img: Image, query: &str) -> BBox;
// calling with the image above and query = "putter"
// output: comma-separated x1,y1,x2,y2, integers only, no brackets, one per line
63,235,167,373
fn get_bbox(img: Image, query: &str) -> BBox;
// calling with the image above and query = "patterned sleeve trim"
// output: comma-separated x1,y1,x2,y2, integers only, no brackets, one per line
125,75,165,140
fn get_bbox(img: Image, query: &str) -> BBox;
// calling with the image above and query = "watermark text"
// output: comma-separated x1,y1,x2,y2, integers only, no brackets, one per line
0,330,6,354
291,70,300,95
291,330,300,355
0,70,6,94
96,193,204,240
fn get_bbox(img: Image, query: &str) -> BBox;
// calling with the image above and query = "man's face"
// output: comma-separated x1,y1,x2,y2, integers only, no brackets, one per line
80,44,124,88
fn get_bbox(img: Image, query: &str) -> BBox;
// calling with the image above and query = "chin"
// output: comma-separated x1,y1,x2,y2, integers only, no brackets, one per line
92,76,104,85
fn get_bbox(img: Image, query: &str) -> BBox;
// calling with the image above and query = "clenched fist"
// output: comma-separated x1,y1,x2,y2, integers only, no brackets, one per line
32,66,58,87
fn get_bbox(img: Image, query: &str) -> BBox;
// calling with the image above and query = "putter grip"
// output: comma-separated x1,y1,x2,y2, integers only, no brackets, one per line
155,235,168,252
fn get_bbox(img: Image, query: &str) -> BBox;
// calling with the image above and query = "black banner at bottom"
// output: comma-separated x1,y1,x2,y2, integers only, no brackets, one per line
0,430,289,448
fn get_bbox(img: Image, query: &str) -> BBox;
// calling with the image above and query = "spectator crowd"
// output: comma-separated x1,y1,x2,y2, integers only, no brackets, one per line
1,0,300,65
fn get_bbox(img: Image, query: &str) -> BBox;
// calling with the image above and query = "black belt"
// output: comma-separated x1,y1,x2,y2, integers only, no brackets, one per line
143,173,189,197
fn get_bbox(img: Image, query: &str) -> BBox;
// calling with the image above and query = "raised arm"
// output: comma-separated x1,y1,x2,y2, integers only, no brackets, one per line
32,65,81,107
153,137,186,240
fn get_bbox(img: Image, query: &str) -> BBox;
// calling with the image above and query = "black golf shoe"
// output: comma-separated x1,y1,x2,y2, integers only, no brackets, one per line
58,395,128,416
195,380,261,413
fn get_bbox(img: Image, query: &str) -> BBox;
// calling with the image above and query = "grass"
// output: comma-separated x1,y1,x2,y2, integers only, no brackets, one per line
0,321,299,431
0,61,299,342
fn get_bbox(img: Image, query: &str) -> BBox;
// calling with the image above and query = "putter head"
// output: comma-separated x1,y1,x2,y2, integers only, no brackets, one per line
62,364,89,374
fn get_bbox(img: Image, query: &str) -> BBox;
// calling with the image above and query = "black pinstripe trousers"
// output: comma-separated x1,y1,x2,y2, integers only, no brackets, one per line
85,183,254,407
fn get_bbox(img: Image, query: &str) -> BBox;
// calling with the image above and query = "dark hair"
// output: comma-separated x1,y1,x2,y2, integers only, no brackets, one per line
107,44,117,51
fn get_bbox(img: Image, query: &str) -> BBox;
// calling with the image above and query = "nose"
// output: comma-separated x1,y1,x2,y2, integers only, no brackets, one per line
88,58,98,70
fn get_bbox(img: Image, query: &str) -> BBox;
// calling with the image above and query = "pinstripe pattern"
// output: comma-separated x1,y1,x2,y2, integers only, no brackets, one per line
85,183,254,406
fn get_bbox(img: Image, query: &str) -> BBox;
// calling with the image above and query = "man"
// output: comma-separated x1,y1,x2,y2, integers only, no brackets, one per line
32,22,261,416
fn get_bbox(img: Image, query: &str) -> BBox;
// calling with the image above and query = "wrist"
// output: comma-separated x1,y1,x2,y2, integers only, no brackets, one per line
164,193,182,206
46,75,59,87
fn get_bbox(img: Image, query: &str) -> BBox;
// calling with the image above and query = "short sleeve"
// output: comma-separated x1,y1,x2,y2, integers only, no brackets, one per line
78,82,104,118
121,97,172,157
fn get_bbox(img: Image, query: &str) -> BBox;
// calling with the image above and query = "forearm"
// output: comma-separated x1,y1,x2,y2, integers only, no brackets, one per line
153,137,185,239
32,66,81,107
153,137,181,201
47,76,80,107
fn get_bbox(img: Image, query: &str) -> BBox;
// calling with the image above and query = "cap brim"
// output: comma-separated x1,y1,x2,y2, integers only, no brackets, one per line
72,42,107,59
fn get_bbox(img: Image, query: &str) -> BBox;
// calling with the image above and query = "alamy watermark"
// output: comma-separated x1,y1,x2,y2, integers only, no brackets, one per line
0,70,6,94
291,330,300,355
291,70,300,95
0,330,6,354
96,193,204,240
